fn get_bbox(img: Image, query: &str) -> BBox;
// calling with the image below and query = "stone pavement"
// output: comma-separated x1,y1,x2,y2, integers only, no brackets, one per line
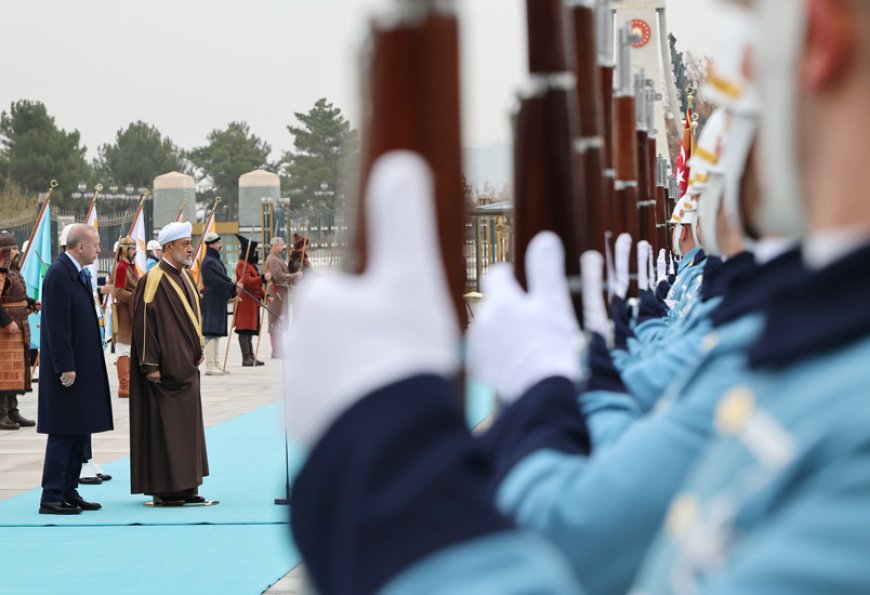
0,333,308,594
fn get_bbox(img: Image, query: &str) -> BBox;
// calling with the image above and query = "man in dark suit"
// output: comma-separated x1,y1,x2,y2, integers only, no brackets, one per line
37,224,114,515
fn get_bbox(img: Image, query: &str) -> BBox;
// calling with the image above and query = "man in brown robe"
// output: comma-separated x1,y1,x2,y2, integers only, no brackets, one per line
263,237,301,359
129,221,214,506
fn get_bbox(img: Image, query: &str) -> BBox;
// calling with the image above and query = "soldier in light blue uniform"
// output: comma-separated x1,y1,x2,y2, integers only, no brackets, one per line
633,0,870,592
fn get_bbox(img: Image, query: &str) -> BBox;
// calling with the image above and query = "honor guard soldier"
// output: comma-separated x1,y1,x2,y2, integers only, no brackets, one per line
234,235,265,367
0,231,38,429
111,237,139,398
200,232,239,375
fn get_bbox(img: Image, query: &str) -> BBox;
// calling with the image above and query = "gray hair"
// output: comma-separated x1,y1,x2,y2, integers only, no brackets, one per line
66,224,97,251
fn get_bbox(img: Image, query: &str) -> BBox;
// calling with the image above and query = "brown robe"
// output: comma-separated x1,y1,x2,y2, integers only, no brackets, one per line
0,264,32,393
129,259,208,495
264,253,298,332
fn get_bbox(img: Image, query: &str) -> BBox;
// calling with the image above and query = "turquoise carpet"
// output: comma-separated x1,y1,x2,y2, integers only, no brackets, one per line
1,525,300,595
0,404,301,594
0,404,304,527
0,382,495,594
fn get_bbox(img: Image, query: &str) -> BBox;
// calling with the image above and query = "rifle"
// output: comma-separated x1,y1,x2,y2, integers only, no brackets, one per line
569,0,606,255
513,0,586,320
351,1,467,329
655,155,669,255
595,0,616,247
634,70,651,244
646,83,660,248
612,25,642,295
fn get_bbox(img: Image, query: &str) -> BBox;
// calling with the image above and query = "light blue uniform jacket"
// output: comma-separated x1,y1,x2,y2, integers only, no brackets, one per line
635,337,870,595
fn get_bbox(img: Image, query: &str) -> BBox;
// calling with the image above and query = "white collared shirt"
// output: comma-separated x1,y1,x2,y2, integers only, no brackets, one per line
63,251,84,273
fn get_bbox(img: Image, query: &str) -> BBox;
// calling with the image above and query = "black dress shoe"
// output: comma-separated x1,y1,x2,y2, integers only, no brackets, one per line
254,359,265,366
151,496,185,507
39,501,82,515
79,476,103,485
65,494,102,511
97,473,112,481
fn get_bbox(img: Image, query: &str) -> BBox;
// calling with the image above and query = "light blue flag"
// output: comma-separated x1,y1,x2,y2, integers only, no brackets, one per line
20,202,51,350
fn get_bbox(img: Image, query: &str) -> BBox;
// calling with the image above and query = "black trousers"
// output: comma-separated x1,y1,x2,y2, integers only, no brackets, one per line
41,434,87,502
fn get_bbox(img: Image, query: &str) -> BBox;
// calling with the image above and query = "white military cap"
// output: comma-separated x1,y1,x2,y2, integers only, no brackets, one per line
59,224,75,247
158,221,193,246
687,108,729,196
701,3,760,116
670,194,698,226
147,240,161,251
204,232,220,243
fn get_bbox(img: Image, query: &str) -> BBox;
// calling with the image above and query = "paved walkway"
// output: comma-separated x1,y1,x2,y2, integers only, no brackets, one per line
0,333,307,594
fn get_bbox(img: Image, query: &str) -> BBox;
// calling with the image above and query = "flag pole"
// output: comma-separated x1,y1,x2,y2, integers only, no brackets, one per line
175,197,188,222
21,179,57,267
85,184,103,224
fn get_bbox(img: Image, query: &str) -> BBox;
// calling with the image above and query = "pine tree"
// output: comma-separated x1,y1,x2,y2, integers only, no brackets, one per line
280,98,358,210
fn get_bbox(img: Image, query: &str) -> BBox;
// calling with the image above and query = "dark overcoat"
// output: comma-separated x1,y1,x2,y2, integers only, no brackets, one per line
37,253,113,435
201,247,236,337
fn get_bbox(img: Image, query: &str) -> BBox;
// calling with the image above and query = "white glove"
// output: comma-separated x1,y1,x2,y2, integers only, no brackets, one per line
283,151,461,447
657,249,667,285
648,249,656,290
637,241,651,292
467,232,584,405
581,250,610,340
614,233,633,299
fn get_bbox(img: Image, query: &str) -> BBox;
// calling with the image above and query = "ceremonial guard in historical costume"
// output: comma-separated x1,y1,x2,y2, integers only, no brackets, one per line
145,240,162,271
200,232,238,375
288,233,313,275
0,231,38,430
234,235,265,367
111,237,139,398
264,237,299,359
129,221,213,506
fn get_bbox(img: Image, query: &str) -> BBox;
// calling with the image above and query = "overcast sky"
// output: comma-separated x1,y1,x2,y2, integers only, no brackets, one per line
0,0,727,161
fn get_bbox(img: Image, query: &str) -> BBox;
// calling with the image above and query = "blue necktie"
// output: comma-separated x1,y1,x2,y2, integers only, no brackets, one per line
79,268,91,289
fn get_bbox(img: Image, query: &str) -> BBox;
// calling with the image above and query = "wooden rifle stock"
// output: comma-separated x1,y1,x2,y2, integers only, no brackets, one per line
595,0,615,240
634,73,651,244
514,0,585,320
645,82,660,250
570,0,606,255
612,26,643,244
352,4,467,328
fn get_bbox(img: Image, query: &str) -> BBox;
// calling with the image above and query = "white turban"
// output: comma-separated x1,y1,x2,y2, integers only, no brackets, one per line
158,221,193,246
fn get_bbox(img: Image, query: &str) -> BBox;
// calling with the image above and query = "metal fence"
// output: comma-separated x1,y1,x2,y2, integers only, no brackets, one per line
1,199,516,287
465,201,513,292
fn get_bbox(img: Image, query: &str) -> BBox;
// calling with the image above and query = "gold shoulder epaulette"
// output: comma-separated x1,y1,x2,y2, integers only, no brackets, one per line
143,268,165,304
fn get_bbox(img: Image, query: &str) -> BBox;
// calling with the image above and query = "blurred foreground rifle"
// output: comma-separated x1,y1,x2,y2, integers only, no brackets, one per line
569,0,607,255
513,0,587,319
634,70,651,243
351,0,467,328
595,0,616,248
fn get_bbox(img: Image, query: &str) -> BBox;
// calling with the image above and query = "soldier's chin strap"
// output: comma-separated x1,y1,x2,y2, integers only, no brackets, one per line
751,0,808,238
